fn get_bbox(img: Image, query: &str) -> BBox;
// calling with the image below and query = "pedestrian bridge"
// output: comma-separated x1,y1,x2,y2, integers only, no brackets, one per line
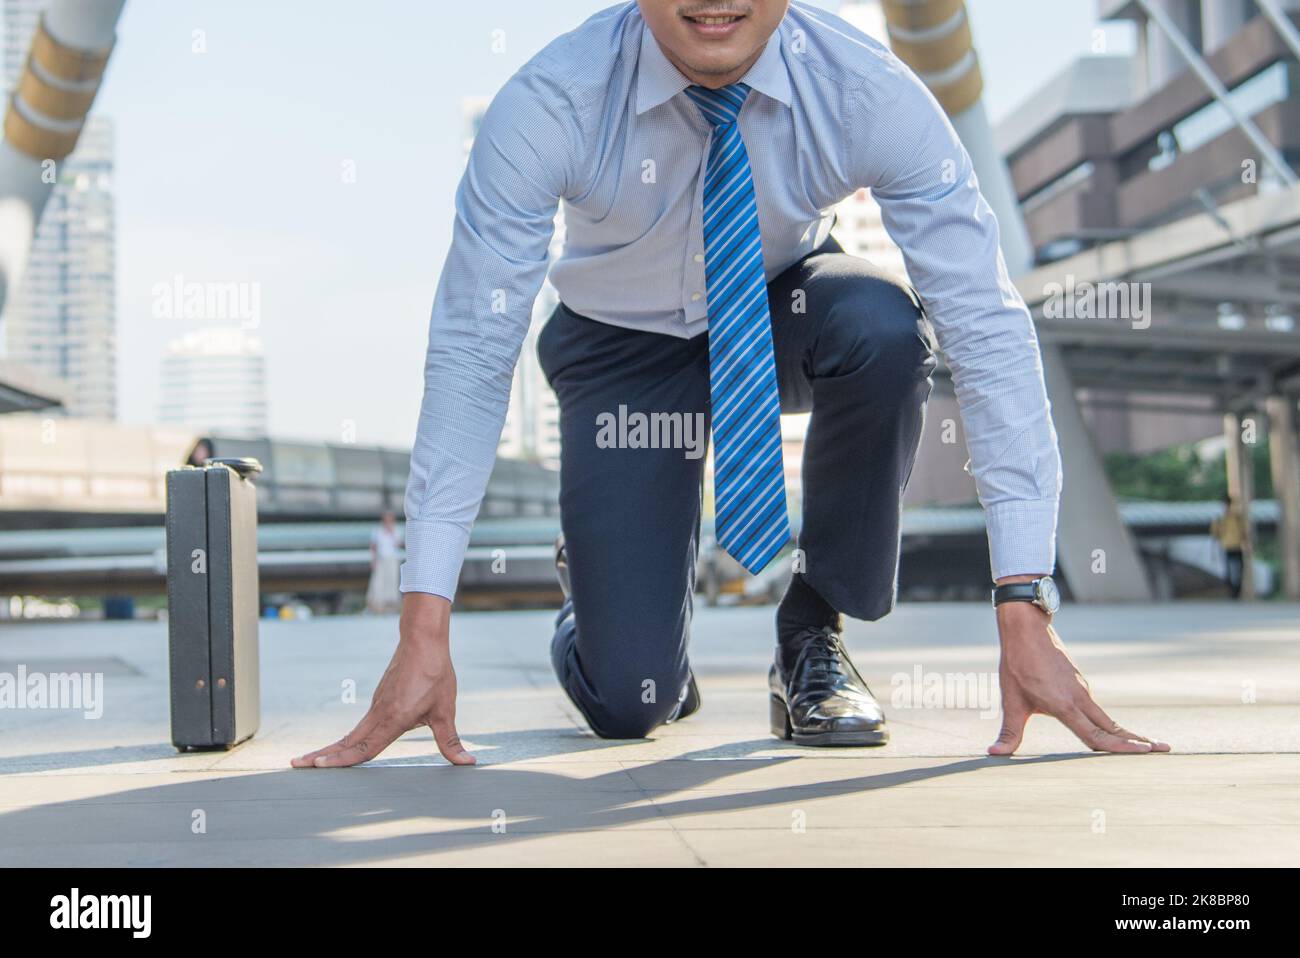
0,415,559,530
0,500,1272,605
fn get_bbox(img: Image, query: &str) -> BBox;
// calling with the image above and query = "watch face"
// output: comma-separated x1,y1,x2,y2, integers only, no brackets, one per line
1037,577,1061,614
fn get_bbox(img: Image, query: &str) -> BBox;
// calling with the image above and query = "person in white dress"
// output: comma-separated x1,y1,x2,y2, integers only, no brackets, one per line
366,511,404,614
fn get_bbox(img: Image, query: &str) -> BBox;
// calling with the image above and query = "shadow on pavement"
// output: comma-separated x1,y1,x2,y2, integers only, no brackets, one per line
0,741,1096,865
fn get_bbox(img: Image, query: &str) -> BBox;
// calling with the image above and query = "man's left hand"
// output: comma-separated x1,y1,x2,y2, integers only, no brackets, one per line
989,577,1171,756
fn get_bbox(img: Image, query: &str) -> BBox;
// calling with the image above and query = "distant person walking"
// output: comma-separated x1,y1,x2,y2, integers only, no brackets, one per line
366,511,404,614
186,437,214,467
1211,493,1248,600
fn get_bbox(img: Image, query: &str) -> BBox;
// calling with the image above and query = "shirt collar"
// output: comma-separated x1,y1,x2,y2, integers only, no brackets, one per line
634,20,792,116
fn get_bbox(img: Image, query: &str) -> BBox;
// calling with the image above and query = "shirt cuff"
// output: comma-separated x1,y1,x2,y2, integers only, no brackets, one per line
983,499,1059,582
399,518,472,602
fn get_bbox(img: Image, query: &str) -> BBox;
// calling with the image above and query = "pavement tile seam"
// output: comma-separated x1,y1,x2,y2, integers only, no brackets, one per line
640,801,711,866
608,761,715,866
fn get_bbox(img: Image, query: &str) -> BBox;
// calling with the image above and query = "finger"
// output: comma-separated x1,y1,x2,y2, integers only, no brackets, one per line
1112,727,1171,752
988,704,1030,756
290,709,385,767
430,716,476,766
291,738,348,768
291,729,371,767
1076,695,1171,752
1058,705,1153,754
312,720,404,768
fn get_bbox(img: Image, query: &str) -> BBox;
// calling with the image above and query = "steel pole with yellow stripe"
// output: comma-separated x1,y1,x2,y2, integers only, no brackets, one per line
879,0,1033,273
0,0,125,319
882,0,984,116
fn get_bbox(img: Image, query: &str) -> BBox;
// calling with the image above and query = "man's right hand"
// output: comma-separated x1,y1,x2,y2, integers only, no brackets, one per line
291,592,475,768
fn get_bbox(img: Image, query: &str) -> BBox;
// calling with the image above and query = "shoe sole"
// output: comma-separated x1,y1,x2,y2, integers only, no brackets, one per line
769,694,889,747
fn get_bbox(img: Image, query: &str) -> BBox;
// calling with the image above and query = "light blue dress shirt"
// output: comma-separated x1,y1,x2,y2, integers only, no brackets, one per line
401,2,1063,601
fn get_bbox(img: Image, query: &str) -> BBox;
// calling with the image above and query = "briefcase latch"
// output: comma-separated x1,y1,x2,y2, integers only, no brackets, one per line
208,457,263,480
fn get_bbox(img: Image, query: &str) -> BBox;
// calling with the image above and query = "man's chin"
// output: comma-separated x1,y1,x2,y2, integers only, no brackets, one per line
677,53,751,79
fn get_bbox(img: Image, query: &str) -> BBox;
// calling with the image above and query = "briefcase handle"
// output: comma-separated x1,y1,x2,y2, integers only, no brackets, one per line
209,457,264,479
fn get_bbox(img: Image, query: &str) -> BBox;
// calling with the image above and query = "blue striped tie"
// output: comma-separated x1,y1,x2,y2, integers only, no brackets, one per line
685,82,790,574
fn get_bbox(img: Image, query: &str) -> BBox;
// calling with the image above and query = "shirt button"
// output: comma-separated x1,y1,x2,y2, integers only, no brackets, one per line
694,253,704,263
691,292,702,301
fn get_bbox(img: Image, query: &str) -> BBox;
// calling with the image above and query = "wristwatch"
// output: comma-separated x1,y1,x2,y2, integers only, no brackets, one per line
991,575,1061,616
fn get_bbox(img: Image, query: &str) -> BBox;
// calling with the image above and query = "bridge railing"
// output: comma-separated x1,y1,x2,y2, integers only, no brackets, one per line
0,415,560,524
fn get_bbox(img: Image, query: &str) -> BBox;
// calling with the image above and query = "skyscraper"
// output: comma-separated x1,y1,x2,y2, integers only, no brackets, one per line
157,327,269,436
1,0,116,420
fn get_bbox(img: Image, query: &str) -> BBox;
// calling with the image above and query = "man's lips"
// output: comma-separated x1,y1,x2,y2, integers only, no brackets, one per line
682,11,747,37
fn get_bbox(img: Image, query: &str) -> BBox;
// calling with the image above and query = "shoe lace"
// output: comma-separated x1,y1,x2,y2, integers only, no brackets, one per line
799,628,847,679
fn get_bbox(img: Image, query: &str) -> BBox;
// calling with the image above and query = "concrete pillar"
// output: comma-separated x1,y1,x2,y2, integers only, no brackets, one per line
951,103,1035,273
1202,0,1250,53
1147,0,1200,90
1224,410,1258,599
1042,344,1153,600
1267,395,1300,598
1132,10,1154,97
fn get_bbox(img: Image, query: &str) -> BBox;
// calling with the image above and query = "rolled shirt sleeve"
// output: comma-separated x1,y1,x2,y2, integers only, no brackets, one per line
400,61,579,600
856,73,1063,581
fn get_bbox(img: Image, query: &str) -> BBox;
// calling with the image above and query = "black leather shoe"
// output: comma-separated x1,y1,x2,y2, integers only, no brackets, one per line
769,626,888,746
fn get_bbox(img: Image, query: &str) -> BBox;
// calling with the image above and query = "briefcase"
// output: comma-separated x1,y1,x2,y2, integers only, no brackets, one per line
165,457,263,750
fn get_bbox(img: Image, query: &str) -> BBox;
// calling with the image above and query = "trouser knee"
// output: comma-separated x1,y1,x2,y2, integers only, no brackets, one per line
581,666,684,739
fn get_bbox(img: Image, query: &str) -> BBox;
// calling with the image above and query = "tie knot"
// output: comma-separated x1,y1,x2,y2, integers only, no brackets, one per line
684,82,750,127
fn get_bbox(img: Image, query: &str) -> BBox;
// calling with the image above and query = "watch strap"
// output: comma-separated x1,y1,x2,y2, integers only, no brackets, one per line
992,581,1039,606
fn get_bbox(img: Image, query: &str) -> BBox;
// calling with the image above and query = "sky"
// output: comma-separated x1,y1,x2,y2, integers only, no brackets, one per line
83,0,1119,447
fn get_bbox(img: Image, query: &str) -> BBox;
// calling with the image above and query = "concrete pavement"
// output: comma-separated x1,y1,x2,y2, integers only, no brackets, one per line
1,601,1297,866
